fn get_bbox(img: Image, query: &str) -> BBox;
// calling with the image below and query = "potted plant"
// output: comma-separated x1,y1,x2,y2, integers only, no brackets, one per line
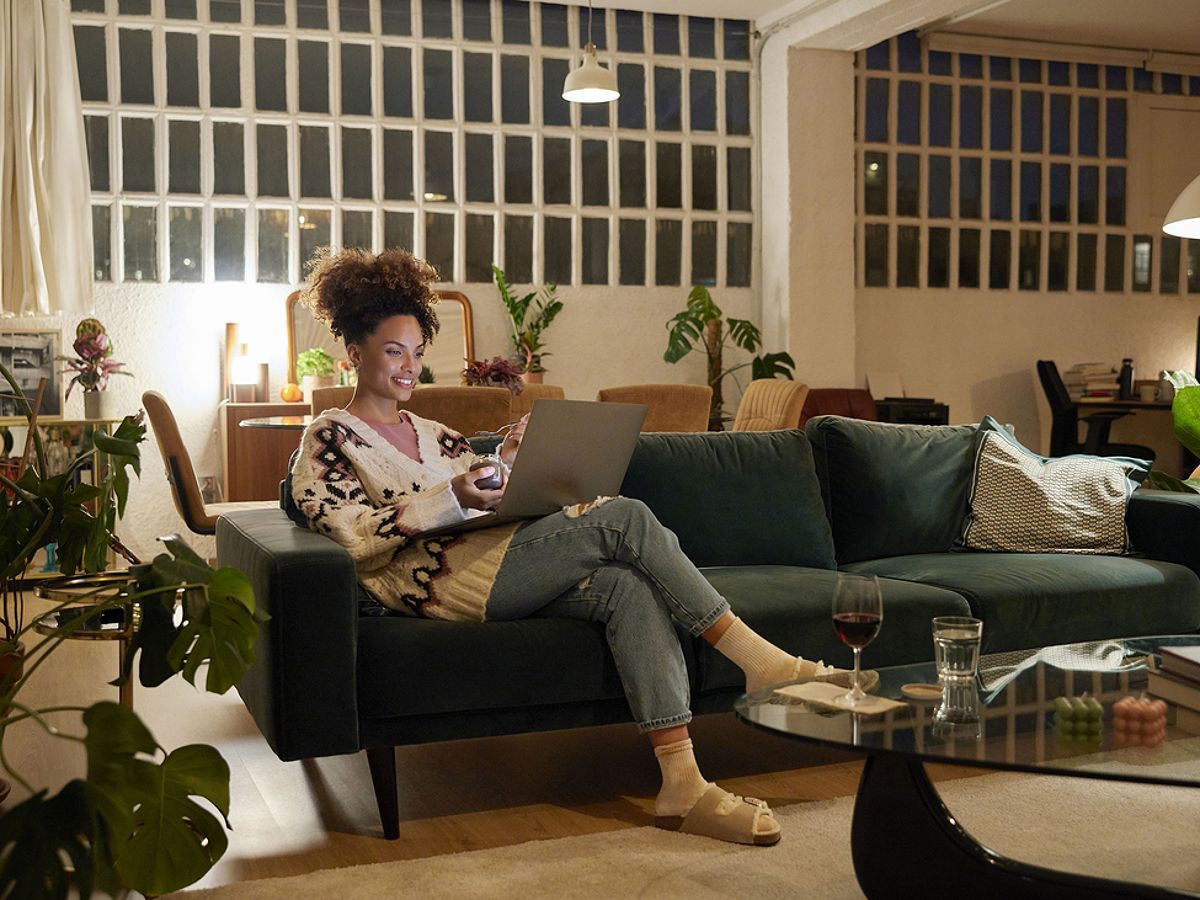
462,356,525,395
664,286,796,431
296,347,338,402
0,361,265,897
57,318,132,420
492,265,563,383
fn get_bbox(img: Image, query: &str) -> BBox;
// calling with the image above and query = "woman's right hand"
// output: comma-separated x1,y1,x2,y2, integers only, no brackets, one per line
451,468,505,511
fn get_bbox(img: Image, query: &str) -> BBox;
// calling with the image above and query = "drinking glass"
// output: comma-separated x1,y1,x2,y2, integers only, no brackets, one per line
831,573,883,707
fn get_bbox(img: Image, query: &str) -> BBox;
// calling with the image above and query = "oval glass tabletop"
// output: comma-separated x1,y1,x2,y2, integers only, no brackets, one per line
735,636,1200,789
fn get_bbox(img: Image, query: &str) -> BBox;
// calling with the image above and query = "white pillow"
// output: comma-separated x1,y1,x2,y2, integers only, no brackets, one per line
960,424,1150,555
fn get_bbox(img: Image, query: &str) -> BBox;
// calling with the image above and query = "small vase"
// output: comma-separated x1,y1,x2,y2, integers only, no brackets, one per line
521,370,545,385
83,390,113,420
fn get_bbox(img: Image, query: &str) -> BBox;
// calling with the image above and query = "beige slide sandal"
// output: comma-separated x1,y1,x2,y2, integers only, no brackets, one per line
657,785,782,846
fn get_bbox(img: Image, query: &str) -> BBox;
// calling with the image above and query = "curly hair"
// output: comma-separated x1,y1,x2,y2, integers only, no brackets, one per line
302,247,440,347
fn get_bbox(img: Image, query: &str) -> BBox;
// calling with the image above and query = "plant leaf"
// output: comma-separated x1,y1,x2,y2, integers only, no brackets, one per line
1171,385,1200,459
1142,469,1200,493
0,781,99,900
751,351,796,381
725,318,762,353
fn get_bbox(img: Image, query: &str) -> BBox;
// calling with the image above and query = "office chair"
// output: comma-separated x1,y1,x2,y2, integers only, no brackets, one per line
1035,361,1156,461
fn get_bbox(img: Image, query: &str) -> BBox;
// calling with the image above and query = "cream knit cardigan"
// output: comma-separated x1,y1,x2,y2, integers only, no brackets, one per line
291,408,519,622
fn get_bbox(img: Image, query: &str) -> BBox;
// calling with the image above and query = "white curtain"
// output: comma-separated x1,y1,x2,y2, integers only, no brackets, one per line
0,0,92,316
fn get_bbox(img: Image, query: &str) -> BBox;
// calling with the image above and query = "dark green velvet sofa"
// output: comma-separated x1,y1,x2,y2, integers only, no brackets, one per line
215,416,1200,838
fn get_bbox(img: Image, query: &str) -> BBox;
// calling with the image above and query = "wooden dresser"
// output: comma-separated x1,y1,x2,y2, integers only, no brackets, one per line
219,401,306,501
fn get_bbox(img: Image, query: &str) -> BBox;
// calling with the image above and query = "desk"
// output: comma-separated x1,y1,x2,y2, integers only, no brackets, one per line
1076,398,1172,412
220,401,306,501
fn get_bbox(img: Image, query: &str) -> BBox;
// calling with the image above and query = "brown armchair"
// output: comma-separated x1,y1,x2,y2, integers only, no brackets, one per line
798,388,879,428
312,385,512,437
596,384,712,432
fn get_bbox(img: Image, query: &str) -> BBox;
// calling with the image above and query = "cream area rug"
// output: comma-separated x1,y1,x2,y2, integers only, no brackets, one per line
182,769,1200,899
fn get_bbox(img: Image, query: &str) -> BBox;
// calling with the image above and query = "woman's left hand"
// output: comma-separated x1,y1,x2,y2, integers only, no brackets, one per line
499,413,529,467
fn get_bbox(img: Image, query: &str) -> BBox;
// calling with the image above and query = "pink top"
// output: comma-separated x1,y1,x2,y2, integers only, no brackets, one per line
368,417,421,463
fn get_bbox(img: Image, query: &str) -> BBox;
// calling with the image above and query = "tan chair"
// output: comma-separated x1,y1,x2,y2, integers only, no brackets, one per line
142,391,274,536
311,385,354,415
508,383,566,419
313,384,512,436
731,380,811,432
596,384,713,432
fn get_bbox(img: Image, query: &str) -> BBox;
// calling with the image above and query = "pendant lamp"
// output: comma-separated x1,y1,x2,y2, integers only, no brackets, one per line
1163,173,1200,238
563,0,619,103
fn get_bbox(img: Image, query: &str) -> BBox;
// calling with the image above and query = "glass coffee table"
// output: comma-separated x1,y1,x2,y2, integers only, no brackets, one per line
735,636,1200,899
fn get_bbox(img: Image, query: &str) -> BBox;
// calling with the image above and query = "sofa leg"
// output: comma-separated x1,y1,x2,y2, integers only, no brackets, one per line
366,746,400,840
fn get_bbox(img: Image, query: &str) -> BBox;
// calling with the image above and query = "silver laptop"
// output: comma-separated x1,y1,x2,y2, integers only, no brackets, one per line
422,398,647,536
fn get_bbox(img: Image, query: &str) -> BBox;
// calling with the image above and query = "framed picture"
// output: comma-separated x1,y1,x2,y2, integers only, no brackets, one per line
0,329,63,422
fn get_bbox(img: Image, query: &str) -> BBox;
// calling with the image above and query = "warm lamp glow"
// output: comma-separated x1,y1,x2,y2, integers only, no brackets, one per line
230,343,258,385
1163,173,1200,238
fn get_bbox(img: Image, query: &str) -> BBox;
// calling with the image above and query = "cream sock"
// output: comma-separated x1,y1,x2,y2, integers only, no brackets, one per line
713,616,832,692
653,739,712,818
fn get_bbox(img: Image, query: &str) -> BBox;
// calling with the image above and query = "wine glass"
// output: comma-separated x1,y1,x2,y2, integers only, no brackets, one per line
831,573,883,707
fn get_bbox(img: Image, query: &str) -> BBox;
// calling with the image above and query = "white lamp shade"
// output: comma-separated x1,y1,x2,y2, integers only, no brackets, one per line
1163,173,1200,238
562,45,619,103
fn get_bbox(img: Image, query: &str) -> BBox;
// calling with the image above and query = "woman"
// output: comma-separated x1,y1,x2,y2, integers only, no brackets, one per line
292,248,840,846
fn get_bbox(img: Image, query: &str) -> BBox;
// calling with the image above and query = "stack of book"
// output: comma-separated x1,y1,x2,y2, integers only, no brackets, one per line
1147,645,1200,734
1062,362,1119,400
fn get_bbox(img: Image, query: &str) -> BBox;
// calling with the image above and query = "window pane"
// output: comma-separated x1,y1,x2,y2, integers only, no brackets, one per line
725,71,750,135
123,205,157,281
582,140,609,207
257,208,289,282
693,145,717,211
897,82,919,144
728,146,751,211
543,137,571,205
653,14,679,54
656,143,681,208
212,0,240,18
1049,94,1070,154
424,49,453,120
577,4,607,48
342,127,373,200
928,227,949,288
541,3,568,47
1078,165,1098,223
865,79,888,143
502,0,530,43
168,120,200,194
298,0,327,28
1077,233,1097,291
1048,231,1069,291
465,133,494,203
1079,97,1099,156
119,30,154,104
423,0,452,38
990,159,1011,220
929,50,950,76
897,225,919,287
214,208,244,280
692,220,717,286
1019,58,1041,83
213,123,245,195
425,211,455,279
300,126,331,198
339,0,370,31
689,17,714,58
504,214,533,282
617,64,646,130
1107,98,1126,157
1106,167,1126,225
655,219,681,285
168,207,201,281
617,10,643,52
619,219,645,285
542,58,570,126
254,0,284,25
960,54,981,78
122,118,155,192
464,53,493,122
897,153,919,217
727,222,751,287
383,129,414,200
382,47,413,117
210,34,241,108
1132,234,1153,293
620,140,646,207
1105,234,1125,291
655,67,682,131
959,228,980,288
74,26,108,103
254,37,287,112
864,224,887,286
1133,67,1153,92
501,56,530,124
384,210,414,251
544,216,572,284
341,44,372,116
1018,230,1040,290
166,32,199,107
1048,61,1069,86
1189,241,1200,294
465,213,494,282
1020,91,1042,152
928,156,949,218
84,116,110,193
463,0,491,41
582,218,609,284
928,83,950,147
424,131,454,201
1161,235,1181,293
960,85,981,149
897,32,920,72
505,135,532,203
381,0,411,33
299,41,330,113
690,70,716,132
342,209,373,250
298,209,331,271
1077,63,1098,88
989,88,1011,150
864,41,888,70
989,230,1010,289
959,157,981,219
1019,161,1040,221
724,19,750,60
1049,163,1070,223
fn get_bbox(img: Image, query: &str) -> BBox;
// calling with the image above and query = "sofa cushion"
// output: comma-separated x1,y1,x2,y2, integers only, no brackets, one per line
805,417,977,564
619,430,836,569
694,566,971,693
843,552,1200,653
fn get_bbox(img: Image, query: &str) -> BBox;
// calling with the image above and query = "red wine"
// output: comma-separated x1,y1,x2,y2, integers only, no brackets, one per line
834,612,881,648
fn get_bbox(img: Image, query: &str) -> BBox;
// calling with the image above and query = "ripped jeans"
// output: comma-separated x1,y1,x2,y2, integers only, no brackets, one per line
485,497,731,732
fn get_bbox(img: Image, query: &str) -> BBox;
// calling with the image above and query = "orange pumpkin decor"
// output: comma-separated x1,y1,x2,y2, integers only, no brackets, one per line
280,382,303,402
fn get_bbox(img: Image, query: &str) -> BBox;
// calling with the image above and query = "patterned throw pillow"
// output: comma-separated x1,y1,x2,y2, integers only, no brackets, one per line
960,419,1151,554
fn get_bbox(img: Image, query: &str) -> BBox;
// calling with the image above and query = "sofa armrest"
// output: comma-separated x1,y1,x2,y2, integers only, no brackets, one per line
1127,490,1200,573
217,508,361,760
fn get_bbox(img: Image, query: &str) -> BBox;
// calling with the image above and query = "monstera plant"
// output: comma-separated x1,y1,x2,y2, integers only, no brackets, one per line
0,362,266,898
1141,371,1200,492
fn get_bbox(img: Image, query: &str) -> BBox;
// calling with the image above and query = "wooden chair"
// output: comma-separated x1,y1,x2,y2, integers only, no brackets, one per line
141,391,274,536
596,384,712,432
313,385,512,436
508,383,566,419
798,388,880,428
731,380,810,432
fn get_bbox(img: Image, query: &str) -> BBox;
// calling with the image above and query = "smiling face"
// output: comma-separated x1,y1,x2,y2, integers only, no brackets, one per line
346,314,426,409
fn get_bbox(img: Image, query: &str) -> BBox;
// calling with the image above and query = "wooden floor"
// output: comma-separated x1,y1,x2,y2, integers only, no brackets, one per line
9,589,982,891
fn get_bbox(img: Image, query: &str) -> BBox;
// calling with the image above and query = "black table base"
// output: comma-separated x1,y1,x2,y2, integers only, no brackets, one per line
850,755,1194,899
